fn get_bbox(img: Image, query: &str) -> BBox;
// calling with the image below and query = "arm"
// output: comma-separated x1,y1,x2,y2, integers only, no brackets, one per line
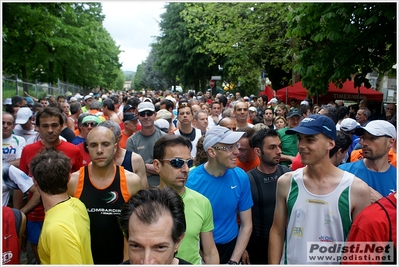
350,178,372,220
67,171,80,197
200,231,219,264
20,185,41,215
67,117,75,131
280,154,295,164
268,173,291,264
125,171,143,197
369,186,383,203
145,163,158,176
6,158,21,168
131,153,148,189
229,209,252,263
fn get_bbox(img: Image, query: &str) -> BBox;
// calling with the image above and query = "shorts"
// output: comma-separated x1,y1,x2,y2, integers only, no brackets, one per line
26,220,43,245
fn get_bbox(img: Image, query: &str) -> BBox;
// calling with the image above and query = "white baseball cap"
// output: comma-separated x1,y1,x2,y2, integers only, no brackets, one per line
355,120,397,139
340,118,359,132
15,107,33,124
203,126,246,151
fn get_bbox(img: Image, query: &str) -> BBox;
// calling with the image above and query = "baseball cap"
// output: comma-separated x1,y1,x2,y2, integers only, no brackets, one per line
287,109,302,118
138,102,155,113
3,98,12,105
203,126,246,151
25,97,34,106
156,109,172,120
340,118,359,132
249,107,257,112
123,104,135,113
268,98,278,104
84,95,93,101
82,115,101,125
143,97,153,103
286,114,336,140
355,120,397,139
300,100,309,106
15,107,33,124
154,119,170,132
69,97,78,102
123,113,138,122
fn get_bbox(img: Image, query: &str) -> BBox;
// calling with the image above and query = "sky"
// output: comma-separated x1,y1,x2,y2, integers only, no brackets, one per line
101,2,166,72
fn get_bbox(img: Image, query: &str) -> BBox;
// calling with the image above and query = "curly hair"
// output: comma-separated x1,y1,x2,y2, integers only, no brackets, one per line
194,135,207,166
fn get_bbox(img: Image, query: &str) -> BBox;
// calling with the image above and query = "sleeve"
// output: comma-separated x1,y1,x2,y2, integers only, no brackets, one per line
19,147,29,175
71,149,84,172
237,169,254,212
201,197,214,233
8,165,33,193
125,135,136,153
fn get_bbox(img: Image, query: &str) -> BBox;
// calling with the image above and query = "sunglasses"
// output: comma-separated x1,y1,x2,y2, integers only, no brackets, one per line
82,122,98,127
178,102,191,109
161,158,194,168
139,111,154,117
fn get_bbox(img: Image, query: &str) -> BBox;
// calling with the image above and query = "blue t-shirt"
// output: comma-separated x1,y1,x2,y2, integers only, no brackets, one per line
339,160,396,197
186,164,253,244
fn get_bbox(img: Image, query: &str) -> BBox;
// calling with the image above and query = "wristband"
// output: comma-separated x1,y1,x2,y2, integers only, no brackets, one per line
227,260,239,265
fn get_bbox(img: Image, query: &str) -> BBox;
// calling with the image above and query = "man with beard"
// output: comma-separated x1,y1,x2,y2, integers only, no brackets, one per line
245,128,291,264
263,108,276,130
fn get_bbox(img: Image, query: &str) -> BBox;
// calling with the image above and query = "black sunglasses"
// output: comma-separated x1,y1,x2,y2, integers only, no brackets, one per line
139,110,154,117
82,122,98,127
161,158,194,168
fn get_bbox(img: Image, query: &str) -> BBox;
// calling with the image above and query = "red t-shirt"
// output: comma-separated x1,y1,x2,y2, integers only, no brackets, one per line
19,140,83,222
291,153,305,171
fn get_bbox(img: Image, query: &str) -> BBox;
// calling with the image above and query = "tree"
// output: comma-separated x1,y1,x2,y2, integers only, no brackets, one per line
181,2,293,95
3,3,122,91
152,3,215,93
286,3,396,95
132,62,146,91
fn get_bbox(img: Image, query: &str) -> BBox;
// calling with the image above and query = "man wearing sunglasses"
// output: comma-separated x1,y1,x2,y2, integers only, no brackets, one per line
126,101,166,186
186,126,253,264
153,135,219,264
72,115,101,146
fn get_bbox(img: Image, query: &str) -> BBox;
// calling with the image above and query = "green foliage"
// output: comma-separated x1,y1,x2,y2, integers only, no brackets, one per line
152,3,215,93
286,3,396,95
181,2,293,92
3,3,122,91
124,71,135,81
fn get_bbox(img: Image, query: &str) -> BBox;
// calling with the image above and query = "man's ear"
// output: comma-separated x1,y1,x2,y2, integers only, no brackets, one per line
153,159,161,173
174,233,186,253
207,147,216,158
254,147,261,157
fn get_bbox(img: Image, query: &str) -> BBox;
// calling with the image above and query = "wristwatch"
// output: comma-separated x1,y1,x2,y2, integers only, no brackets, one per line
227,260,239,265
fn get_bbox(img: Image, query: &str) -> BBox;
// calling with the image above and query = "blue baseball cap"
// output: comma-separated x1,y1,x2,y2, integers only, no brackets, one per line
286,114,336,140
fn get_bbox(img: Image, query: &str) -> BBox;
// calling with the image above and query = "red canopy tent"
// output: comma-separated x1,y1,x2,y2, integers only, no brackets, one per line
275,80,383,103
259,85,275,101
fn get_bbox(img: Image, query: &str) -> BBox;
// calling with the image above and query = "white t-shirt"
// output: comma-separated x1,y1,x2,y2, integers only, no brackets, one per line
2,163,33,206
2,135,26,163
13,124,37,142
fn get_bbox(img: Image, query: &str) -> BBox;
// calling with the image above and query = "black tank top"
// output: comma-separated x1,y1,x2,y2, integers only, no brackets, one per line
78,166,126,264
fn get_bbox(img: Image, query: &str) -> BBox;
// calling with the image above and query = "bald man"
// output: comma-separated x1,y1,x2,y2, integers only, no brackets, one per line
67,126,142,264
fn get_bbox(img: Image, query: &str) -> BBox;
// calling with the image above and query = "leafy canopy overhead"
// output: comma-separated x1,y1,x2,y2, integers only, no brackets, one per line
286,3,396,95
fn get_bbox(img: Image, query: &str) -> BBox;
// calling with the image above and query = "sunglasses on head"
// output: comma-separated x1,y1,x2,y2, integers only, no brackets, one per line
139,110,154,117
161,158,194,168
82,122,98,127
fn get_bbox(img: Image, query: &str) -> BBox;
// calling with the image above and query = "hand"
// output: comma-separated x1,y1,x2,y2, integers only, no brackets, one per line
23,91,29,96
369,187,383,203
241,250,250,265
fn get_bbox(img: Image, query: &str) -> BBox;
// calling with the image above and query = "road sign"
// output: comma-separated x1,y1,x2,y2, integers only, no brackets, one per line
211,76,222,80
209,79,215,87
